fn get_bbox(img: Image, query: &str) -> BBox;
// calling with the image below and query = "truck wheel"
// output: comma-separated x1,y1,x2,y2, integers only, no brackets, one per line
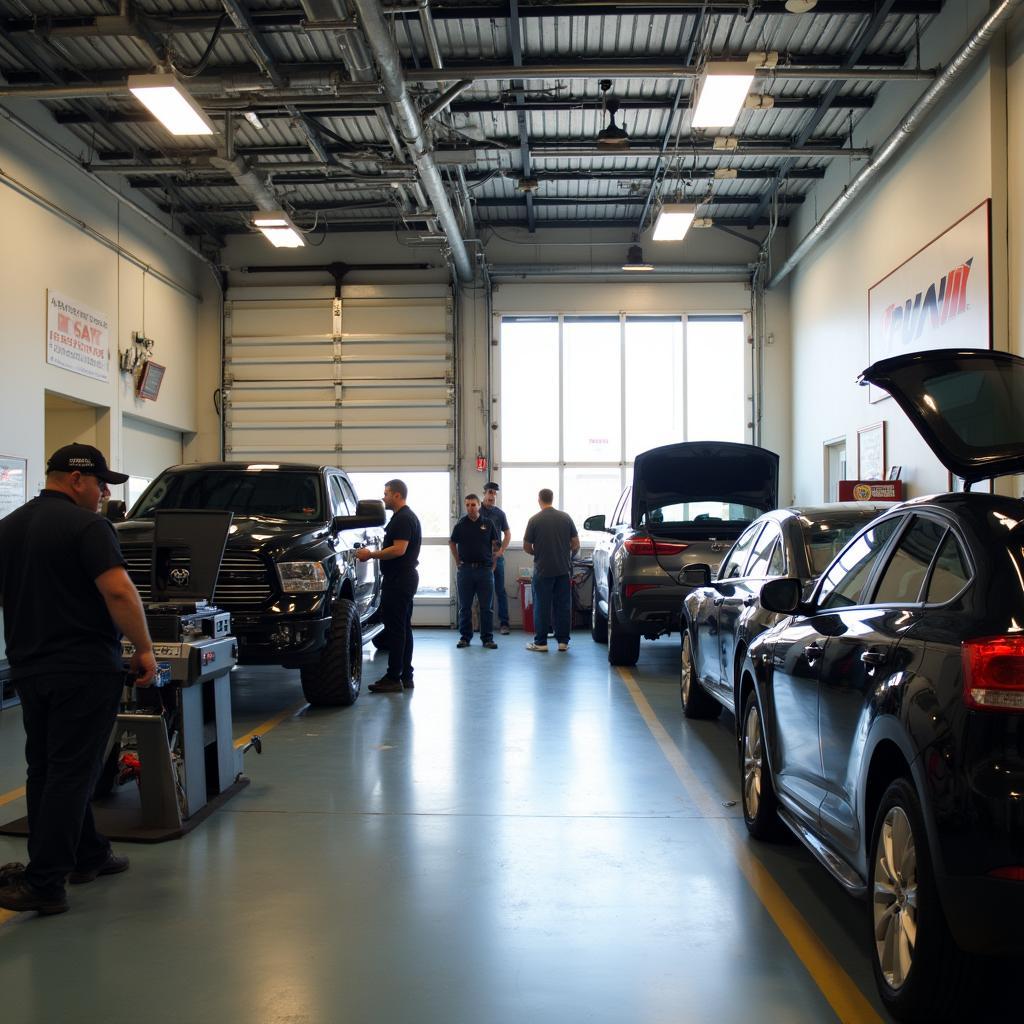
607,596,640,666
300,598,362,706
591,587,608,643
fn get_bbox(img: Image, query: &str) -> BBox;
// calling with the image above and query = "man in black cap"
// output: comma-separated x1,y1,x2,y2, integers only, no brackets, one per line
0,444,156,915
449,493,500,649
480,481,512,635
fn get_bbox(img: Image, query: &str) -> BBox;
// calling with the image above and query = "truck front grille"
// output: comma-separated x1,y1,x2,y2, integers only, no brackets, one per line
120,546,273,611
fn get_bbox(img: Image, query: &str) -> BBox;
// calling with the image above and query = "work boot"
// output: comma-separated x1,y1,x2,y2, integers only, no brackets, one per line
368,676,404,693
0,879,69,916
68,852,130,885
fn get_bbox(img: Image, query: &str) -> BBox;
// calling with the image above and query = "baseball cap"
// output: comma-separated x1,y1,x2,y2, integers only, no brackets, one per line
46,443,129,485
483,480,499,492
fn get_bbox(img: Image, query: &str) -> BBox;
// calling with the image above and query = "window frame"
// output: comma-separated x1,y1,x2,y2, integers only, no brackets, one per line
814,515,905,611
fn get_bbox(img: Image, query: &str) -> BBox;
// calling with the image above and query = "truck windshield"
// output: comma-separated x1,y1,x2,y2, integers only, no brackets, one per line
131,470,323,521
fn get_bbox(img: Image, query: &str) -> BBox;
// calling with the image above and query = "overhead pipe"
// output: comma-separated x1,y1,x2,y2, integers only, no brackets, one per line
352,0,473,281
0,75,381,100
422,79,472,120
489,263,756,277
416,0,445,71
768,0,1023,288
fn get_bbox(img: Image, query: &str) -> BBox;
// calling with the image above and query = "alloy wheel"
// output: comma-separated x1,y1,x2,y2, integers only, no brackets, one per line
742,703,763,820
680,637,693,705
872,805,918,990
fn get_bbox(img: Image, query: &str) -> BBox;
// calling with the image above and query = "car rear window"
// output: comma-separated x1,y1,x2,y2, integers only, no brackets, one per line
132,470,323,521
872,517,946,604
804,519,880,576
639,500,763,528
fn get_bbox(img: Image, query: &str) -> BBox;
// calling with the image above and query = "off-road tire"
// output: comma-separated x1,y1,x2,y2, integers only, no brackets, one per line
607,595,641,666
300,598,362,706
680,631,720,719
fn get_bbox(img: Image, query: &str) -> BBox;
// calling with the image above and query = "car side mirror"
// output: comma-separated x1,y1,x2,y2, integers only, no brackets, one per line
678,563,712,587
759,577,805,615
333,499,386,532
584,514,608,532
105,499,127,522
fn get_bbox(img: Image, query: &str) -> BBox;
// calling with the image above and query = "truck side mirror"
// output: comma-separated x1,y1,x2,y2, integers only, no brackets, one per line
105,499,127,522
333,499,386,533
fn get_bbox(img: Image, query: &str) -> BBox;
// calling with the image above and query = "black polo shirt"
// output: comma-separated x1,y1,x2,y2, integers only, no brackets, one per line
382,504,421,579
450,514,499,564
0,490,127,678
480,503,510,539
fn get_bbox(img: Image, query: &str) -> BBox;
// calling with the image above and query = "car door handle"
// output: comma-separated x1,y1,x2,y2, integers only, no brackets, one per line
805,641,825,663
713,597,724,606
860,649,887,666
743,596,758,607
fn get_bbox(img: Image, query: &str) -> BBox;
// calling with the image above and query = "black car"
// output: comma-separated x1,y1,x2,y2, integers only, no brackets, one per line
679,503,890,720
117,463,385,707
586,441,779,666
736,349,1024,1021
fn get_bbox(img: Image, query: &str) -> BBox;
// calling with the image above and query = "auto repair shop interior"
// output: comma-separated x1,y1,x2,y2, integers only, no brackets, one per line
1,1,1024,1021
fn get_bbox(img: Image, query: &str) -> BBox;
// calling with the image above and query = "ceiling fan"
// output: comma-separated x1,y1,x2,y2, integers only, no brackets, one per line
596,79,630,151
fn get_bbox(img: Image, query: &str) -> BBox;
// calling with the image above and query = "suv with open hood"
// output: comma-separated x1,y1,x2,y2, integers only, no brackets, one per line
585,441,779,666
116,463,385,707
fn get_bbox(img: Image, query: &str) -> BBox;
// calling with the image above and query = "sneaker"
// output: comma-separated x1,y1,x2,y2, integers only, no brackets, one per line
0,879,69,916
456,638,470,649
483,640,498,649
558,642,569,652
0,862,26,887
368,676,404,693
68,852,130,885
499,625,510,635
526,642,548,652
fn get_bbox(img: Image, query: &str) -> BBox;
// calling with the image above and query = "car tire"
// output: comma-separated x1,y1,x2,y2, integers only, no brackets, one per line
300,598,362,707
607,595,640,666
739,691,787,841
869,777,967,1021
680,631,720,719
591,587,608,643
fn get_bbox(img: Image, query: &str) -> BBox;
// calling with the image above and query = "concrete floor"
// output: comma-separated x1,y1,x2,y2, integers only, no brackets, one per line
0,630,1007,1023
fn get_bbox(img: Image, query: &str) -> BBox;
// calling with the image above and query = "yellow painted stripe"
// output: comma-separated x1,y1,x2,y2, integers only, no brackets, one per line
616,667,884,1024
233,700,307,750
0,786,25,808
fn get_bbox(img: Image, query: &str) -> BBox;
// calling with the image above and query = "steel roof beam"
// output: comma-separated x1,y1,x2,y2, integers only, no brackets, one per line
508,0,535,232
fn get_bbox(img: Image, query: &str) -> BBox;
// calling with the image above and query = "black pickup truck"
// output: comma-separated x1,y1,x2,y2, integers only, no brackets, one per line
115,462,385,707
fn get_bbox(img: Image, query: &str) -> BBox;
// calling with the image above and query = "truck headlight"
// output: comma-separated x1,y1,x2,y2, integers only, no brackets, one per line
277,561,329,593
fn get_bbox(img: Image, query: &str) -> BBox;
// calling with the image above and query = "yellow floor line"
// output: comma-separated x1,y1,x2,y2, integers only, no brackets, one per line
0,786,25,808
616,667,883,1024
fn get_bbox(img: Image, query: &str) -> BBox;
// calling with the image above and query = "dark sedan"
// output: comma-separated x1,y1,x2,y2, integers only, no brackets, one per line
679,503,891,720
736,349,1024,1021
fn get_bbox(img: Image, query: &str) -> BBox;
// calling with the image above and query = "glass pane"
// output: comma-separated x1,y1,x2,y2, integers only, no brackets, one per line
926,532,971,603
564,466,623,544
624,318,683,459
686,319,746,443
803,514,871,576
414,543,451,600
500,467,559,545
872,517,946,604
563,318,621,461
818,518,900,610
501,319,560,461
718,525,764,580
746,525,780,579
347,471,451,539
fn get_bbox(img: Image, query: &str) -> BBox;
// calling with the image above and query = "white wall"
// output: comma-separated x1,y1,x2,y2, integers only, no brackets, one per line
784,2,1013,503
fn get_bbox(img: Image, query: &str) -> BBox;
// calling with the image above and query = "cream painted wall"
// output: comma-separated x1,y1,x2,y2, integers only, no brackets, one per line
785,3,1012,504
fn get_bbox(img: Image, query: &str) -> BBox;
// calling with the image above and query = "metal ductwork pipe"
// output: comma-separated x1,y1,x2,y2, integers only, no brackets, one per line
769,0,1023,288
489,264,756,278
352,0,473,281
209,154,282,213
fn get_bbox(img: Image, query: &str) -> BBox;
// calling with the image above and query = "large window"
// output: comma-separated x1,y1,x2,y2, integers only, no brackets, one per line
499,314,748,545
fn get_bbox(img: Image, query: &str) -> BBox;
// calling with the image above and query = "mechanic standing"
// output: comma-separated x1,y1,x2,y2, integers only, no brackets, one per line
357,479,421,693
523,489,580,653
0,444,156,916
449,493,500,649
480,481,512,635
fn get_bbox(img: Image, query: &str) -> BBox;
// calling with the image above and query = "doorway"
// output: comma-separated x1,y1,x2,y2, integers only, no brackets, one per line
823,437,847,502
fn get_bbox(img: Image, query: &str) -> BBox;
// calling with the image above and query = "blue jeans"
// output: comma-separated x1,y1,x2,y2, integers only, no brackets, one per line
533,573,570,646
457,565,494,641
492,555,510,626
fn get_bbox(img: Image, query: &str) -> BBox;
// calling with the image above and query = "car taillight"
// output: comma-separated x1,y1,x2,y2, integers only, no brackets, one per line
623,538,690,556
988,866,1024,881
961,635,1024,712
624,583,657,599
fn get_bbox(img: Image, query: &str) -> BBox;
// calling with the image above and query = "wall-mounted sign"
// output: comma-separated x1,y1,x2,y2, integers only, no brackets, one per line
0,455,28,520
136,360,166,401
46,290,110,382
867,201,991,403
839,480,904,502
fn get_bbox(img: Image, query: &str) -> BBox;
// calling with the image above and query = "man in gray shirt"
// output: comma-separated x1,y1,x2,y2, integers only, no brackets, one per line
523,489,580,652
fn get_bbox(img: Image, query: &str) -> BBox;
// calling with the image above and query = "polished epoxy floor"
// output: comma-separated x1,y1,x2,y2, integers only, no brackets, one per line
0,630,965,1022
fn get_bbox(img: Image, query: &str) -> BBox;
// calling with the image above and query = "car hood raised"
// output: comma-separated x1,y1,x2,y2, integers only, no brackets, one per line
859,348,1024,483
631,442,779,526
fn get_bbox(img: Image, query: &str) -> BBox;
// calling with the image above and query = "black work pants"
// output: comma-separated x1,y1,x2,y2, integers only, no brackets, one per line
380,572,418,682
15,672,123,898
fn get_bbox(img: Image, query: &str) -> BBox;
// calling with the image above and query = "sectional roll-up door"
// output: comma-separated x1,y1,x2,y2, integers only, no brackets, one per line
223,284,454,470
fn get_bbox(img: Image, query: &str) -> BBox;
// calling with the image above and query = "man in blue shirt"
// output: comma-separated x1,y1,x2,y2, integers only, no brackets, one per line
450,494,500,648
480,482,512,635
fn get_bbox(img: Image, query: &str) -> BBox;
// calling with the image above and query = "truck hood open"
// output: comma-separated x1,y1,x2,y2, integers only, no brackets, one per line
630,442,779,527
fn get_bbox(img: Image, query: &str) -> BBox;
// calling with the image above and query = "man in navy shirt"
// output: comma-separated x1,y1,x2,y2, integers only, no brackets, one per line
480,482,512,634
450,494,500,648
356,479,421,693
0,444,156,916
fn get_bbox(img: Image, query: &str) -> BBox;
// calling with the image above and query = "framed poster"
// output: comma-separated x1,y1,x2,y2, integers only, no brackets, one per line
857,422,886,480
0,455,27,520
867,201,991,402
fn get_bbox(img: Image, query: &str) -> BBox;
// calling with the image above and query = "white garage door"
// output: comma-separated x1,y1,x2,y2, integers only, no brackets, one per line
223,284,455,623
122,415,184,508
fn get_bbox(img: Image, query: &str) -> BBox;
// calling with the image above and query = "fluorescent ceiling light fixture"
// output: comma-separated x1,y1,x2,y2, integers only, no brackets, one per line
652,203,698,241
253,211,305,248
244,110,265,130
692,61,756,129
127,73,215,136
622,245,654,271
